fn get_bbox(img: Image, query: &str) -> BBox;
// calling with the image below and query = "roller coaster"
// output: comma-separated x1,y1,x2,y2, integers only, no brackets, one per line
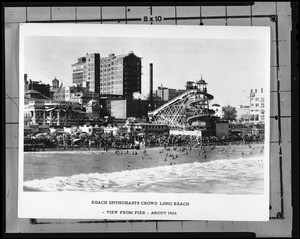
148,78,215,131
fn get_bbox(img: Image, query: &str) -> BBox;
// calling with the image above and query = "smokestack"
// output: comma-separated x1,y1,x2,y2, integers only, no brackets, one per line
161,83,164,101
149,63,153,111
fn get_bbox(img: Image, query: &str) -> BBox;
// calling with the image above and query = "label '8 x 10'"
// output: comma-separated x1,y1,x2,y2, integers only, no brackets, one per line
144,16,163,22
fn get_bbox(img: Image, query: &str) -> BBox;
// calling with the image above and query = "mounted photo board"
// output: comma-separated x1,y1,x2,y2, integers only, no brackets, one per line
18,23,270,221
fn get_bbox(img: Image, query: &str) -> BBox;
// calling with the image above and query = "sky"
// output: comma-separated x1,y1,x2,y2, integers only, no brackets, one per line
24,35,267,107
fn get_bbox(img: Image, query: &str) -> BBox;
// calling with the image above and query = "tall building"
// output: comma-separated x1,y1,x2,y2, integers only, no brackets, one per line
72,52,141,99
99,52,141,99
249,88,265,124
71,57,86,86
72,54,100,93
84,53,100,93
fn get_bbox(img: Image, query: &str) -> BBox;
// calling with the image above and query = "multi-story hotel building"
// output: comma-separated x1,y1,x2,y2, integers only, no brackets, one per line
71,54,100,93
72,56,86,87
99,52,141,98
72,52,141,99
249,88,265,124
85,53,100,93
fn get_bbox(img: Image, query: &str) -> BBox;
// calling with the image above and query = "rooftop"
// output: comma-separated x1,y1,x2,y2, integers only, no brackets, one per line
197,79,207,84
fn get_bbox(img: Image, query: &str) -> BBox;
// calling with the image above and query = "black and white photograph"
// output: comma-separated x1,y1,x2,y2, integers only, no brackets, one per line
18,24,270,221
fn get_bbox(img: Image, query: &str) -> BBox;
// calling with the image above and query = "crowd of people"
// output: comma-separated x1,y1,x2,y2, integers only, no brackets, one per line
24,130,264,151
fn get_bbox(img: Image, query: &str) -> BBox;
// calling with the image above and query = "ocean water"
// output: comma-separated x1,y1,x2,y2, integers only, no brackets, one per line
23,150,264,194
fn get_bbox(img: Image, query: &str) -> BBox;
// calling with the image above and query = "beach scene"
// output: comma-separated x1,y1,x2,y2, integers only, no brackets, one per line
23,141,264,194
21,28,267,196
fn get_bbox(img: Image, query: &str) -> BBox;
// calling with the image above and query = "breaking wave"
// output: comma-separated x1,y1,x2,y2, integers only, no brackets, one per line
24,156,264,194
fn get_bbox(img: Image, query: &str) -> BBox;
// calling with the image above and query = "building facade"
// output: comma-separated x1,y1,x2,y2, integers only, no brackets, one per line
51,77,66,101
125,122,169,135
72,54,100,93
84,53,100,93
24,90,86,127
222,105,237,122
69,91,100,106
211,103,223,118
236,105,251,124
216,122,229,137
249,88,265,124
72,57,86,86
155,86,186,101
99,52,141,98
24,74,51,98
110,99,166,119
72,52,141,99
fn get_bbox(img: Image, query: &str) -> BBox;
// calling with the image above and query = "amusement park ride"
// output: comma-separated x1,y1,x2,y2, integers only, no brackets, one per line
148,77,215,132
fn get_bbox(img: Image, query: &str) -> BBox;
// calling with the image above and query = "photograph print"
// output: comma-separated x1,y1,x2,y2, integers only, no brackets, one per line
18,24,270,221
